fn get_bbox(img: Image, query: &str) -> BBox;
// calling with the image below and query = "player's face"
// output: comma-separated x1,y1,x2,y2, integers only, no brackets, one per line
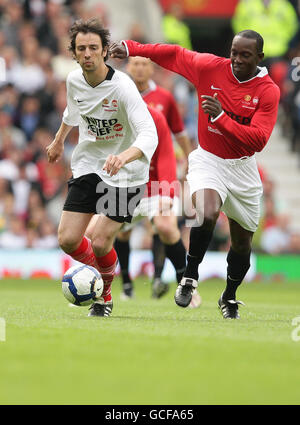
230,36,263,81
127,57,153,84
74,32,107,72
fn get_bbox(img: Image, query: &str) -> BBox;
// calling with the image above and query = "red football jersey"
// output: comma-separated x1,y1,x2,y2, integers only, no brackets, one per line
125,41,280,159
142,81,185,135
147,105,179,197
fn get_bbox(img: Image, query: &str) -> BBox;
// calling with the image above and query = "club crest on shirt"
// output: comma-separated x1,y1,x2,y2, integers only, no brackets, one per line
241,94,257,109
242,94,252,106
102,98,118,112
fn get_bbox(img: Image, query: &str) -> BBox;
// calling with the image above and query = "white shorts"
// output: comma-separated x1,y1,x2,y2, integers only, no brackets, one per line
187,146,263,232
122,195,181,232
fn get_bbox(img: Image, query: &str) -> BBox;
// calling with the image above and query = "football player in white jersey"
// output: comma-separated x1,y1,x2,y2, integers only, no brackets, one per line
46,18,158,317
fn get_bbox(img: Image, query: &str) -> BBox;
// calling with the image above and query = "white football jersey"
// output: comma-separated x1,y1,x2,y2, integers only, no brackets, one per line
63,66,158,187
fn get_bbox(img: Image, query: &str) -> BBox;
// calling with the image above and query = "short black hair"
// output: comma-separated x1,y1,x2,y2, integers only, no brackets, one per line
236,30,264,54
68,18,110,61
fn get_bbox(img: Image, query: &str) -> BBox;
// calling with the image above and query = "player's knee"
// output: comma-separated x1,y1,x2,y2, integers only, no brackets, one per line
158,225,179,243
155,217,179,243
195,203,220,230
231,240,252,255
117,230,131,242
202,211,219,230
91,235,110,256
58,231,81,254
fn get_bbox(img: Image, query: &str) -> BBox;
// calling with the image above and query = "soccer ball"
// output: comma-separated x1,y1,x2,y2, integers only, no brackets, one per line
62,265,104,306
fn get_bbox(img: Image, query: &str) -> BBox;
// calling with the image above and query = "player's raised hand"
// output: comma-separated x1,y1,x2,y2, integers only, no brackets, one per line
46,140,64,163
103,153,126,176
109,42,127,59
201,93,223,119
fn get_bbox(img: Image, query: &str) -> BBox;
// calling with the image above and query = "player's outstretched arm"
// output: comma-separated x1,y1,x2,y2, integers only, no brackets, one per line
46,121,73,163
103,147,143,177
109,42,127,59
110,40,199,85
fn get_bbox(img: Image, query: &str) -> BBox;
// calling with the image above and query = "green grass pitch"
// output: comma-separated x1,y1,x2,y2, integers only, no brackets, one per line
0,276,300,405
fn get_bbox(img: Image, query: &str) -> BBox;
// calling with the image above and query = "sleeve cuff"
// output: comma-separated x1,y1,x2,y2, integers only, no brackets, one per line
62,117,77,127
131,142,150,164
121,40,129,57
210,110,224,123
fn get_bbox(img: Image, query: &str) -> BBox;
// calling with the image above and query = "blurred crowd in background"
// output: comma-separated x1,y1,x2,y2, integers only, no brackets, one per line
0,0,300,255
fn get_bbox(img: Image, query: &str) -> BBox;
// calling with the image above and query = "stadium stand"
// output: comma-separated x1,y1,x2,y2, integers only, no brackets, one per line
0,0,299,256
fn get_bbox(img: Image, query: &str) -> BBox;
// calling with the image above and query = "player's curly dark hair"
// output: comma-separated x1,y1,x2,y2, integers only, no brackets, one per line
68,18,111,61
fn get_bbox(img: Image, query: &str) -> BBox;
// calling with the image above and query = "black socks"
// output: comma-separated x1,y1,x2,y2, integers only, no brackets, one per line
164,238,186,283
114,238,132,284
223,247,251,300
115,235,186,285
152,234,165,279
183,226,214,281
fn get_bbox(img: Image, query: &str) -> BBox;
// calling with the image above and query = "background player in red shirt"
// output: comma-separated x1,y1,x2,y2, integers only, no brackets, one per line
115,56,193,299
126,57,192,158
86,103,201,307
110,30,280,319
116,105,188,300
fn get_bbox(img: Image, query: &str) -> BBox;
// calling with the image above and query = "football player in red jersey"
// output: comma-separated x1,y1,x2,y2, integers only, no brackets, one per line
110,30,280,319
114,56,193,299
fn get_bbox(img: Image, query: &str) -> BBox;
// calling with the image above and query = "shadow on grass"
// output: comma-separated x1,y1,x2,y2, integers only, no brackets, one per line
94,315,218,323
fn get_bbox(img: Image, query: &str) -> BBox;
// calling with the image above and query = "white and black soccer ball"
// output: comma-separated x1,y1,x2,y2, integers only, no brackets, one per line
62,265,104,306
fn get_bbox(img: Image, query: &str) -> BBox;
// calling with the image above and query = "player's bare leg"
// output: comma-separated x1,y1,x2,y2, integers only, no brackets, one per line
85,214,97,240
218,218,252,319
87,214,123,317
91,213,123,282
88,217,134,299
175,188,222,307
58,211,99,269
